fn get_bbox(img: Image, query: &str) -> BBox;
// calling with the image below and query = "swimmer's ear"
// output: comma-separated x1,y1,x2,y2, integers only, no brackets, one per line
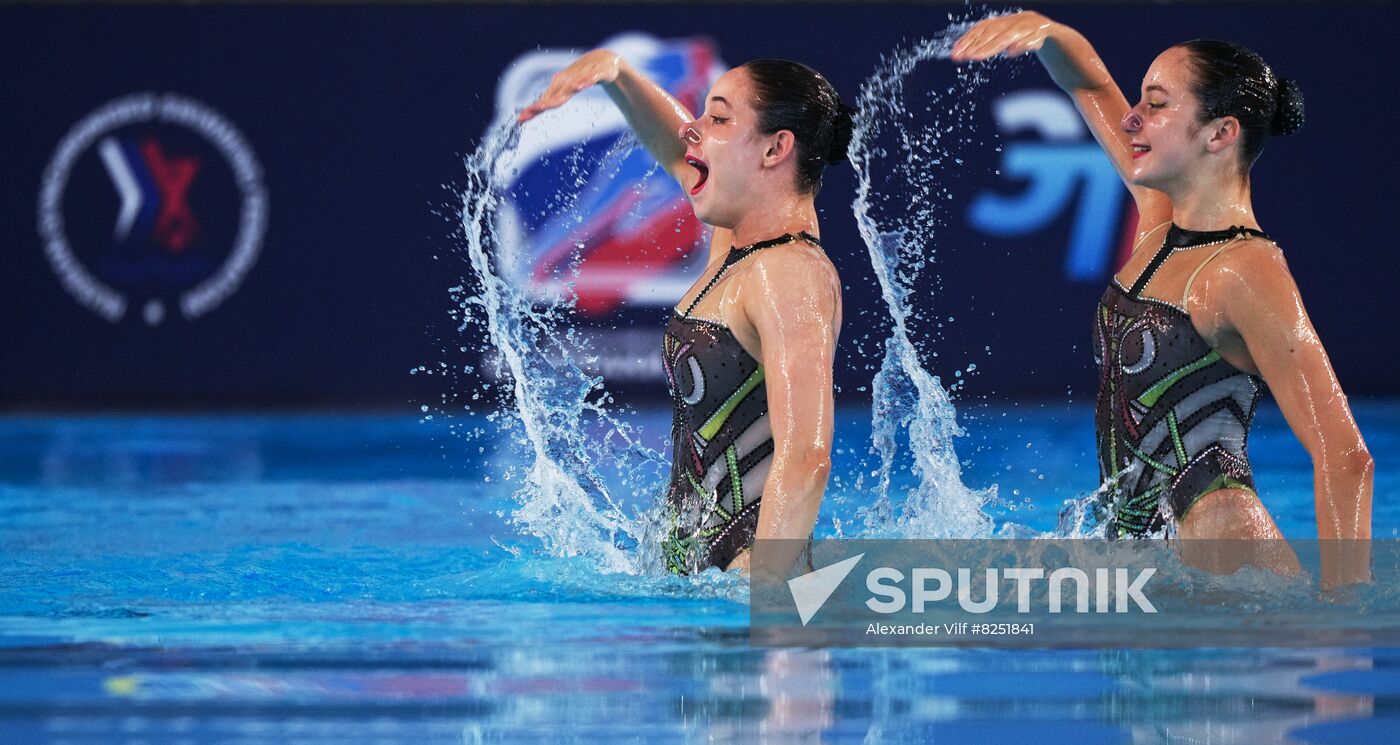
1204,115,1242,154
763,130,797,168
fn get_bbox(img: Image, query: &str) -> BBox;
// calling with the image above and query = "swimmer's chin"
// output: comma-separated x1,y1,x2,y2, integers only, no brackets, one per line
1125,166,1155,190
1128,172,1166,191
687,201,728,230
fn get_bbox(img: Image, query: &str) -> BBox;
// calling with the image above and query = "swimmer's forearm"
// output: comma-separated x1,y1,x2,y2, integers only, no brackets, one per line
1313,441,1373,587
757,455,832,541
1316,446,1374,540
1317,452,1374,537
752,453,831,578
1035,23,1114,93
603,61,691,175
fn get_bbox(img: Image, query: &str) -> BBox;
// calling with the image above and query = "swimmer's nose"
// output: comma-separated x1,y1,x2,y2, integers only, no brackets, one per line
680,124,702,145
1121,109,1143,133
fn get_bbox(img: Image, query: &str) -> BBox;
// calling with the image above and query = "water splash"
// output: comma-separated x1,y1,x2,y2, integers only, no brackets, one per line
450,15,1045,574
846,22,1005,539
453,123,669,575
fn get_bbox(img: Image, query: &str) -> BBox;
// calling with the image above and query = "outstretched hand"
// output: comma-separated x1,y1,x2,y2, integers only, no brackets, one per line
517,49,626,123
951,11,1056,62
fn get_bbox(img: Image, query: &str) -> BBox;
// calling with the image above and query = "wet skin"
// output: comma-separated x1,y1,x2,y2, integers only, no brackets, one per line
522,53,842,576
955,12,1371,586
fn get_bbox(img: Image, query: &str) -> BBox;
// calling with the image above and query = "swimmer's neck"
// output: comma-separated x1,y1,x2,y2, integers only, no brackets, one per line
715,196,819,260
1163,172,1261,233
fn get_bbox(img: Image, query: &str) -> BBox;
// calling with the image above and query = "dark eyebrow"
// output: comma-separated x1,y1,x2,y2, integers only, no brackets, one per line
1146,84,1169,95
709,96,731,107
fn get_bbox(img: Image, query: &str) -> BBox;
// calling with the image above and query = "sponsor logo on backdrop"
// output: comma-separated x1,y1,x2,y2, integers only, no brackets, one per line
491,33,726,319
38,93,268,325
968,89,1134,281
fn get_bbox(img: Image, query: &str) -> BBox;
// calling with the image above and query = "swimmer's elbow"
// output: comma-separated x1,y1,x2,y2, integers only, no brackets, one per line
1345,447,1375,481
779,447,832,487
1314,442,1374,481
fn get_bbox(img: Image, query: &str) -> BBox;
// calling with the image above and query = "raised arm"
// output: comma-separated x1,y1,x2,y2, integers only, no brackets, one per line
952,11,1171,225
739,248,841,575
518,49,696,185
1205,244,1373,587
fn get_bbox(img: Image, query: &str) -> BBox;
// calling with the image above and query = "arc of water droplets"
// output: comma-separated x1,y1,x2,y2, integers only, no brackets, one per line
847,23,999,539
454,19,1049,573
457,123,661,574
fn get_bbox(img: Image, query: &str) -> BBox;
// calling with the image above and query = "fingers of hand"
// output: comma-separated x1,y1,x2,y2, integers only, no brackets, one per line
952,19,996,60
955,17,1021,61
541,82,577,108
520,56,613,123
518,88,567,123
973,23,1027,59
964,22,1041,61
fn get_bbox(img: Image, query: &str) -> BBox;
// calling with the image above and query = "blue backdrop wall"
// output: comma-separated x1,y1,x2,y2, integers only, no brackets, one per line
2,2,1396,408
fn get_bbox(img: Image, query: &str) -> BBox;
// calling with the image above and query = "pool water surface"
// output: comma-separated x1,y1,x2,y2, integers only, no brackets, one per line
2,401,1397,743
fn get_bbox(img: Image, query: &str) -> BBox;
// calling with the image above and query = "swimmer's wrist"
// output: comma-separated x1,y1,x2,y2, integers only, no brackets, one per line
603,59,650,103
604,55,635,88
1034,22,1109,92
1035,21,1074,57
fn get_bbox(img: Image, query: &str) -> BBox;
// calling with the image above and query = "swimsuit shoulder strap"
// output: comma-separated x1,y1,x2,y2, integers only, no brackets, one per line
1125,224,1176,299
1135,221,1172,253
681,232,815,318
1180,236,1256,308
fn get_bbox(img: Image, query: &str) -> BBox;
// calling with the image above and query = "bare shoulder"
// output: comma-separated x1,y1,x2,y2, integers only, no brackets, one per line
747,242,838,278
740,243,841,323
1195,237,1304,327
1204,236,1293,291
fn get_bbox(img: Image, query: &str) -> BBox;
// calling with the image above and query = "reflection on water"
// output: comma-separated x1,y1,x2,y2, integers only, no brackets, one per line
3,411,1397,743
0,630,1385,744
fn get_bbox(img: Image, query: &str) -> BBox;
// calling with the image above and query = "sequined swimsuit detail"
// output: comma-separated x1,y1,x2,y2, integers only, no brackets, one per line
1093,225,1269,537
660,232,819,574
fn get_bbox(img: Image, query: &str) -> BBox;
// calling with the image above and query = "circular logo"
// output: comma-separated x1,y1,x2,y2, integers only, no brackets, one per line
37,93,269,325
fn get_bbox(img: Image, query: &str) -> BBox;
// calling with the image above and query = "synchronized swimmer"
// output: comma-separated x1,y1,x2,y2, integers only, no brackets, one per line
519,9,1374,584
521,52,852,575
953,11,1372,586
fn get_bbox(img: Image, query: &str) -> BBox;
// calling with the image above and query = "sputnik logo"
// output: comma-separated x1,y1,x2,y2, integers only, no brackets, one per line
788,553,864,626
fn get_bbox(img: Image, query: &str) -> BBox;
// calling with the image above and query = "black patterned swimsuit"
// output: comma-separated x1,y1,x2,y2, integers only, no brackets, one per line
1093,224,1270,536
660,232,819,574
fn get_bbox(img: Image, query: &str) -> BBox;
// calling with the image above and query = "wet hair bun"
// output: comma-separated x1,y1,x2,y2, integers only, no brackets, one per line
826,103,856,165
1179,39,1301,172
1271,77,1305,136
744,58,850,193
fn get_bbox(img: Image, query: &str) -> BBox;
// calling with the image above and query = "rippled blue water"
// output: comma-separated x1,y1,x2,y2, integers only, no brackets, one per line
2,402,1397,743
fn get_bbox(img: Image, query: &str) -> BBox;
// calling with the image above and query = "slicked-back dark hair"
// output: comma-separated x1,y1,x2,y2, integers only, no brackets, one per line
741,59,854,195
1175,39,1304,177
